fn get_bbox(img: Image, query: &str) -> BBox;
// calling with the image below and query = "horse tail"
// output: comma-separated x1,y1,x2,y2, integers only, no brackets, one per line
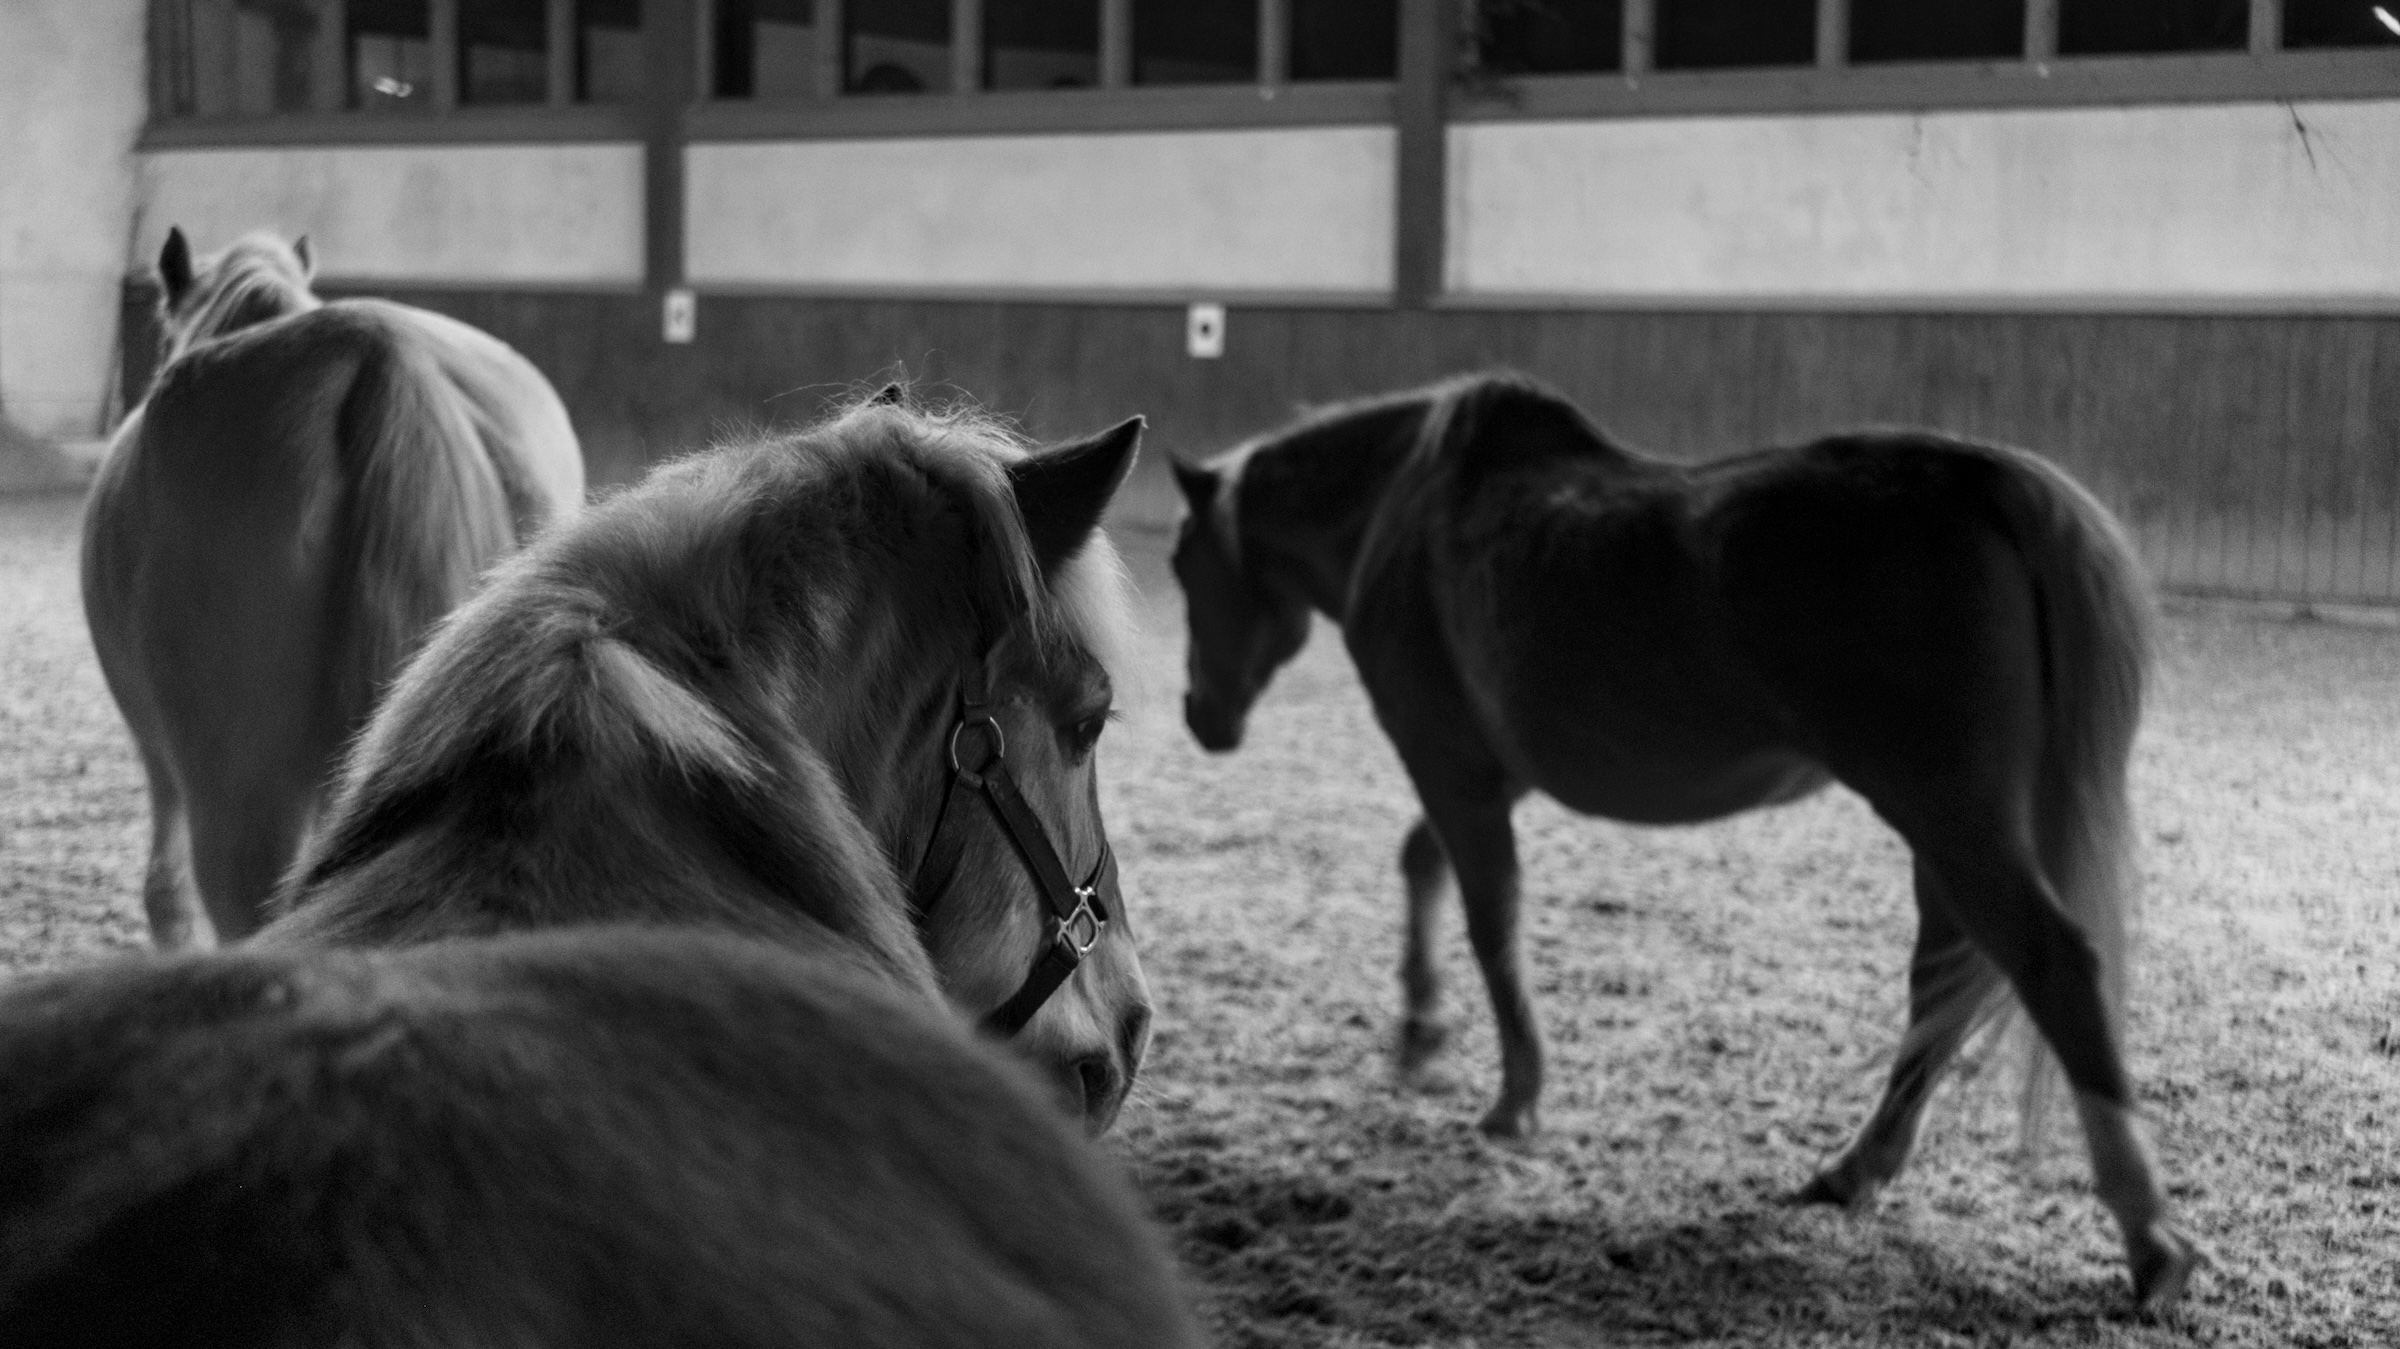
1982,444,2156,1146
329,324,519,730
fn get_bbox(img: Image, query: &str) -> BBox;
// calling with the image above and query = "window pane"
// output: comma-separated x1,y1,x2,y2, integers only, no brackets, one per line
2284,0,2400,47
173,0,326,116
847,0,949,93
578,0,644,100
986,0,1098,90
1478,0,1620,75
349,0,434,113
1656,0,1814,68
1132,0,1255,83
714,0,816,97
1851,0,2022,62
461,0,549,104
1290,0,1397,79
2058,0,2247,53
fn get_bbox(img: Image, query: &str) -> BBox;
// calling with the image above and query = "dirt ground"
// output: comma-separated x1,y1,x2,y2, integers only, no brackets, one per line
4,487,2394,1347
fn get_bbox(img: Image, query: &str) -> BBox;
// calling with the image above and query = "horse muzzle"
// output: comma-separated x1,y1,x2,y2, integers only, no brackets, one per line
1183,691,1245,753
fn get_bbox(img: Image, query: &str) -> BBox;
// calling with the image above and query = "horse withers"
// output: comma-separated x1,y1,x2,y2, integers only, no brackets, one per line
1167,372,2199,1310
263,391,1155,1131
81,229,585,949
0,926,1202,1348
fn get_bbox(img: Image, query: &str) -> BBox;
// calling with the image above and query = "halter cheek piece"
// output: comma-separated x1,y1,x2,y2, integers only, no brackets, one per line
909,663,1114,1037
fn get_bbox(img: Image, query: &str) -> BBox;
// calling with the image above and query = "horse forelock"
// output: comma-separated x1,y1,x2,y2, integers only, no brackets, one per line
162,233,320,359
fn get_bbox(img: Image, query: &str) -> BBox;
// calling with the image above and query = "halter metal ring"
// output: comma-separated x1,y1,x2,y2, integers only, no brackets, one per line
1055,886,1106,958
947,715,1005,777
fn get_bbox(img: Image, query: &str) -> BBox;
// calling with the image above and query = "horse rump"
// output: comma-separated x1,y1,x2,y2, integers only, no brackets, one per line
0,927,1199,1349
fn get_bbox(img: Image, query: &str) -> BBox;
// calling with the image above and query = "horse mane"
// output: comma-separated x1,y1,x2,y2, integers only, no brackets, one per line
160,232,320,363
275,390,1136,990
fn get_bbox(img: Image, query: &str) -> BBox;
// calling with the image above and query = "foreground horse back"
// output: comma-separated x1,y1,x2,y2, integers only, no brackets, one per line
1169,372,2197,1308
0,926,1200,1348
82,229,583,947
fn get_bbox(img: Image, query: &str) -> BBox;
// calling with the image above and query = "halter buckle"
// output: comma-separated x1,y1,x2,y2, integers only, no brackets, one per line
1054,887,1106,959
946,715,1005,779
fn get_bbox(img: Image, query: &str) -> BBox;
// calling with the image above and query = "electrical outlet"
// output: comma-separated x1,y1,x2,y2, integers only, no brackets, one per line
1187,302,1225,359
663,287,696,344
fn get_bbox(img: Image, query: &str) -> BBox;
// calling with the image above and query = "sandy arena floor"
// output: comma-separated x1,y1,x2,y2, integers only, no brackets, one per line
4,487,2394,1347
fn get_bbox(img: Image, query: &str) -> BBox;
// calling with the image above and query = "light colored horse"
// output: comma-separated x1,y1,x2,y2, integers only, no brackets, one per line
266,391,1156,1131
1169,371,2199,1310
81,228,584,947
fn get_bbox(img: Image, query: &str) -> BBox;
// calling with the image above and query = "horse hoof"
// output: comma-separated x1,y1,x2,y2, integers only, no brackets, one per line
1477,1101,1538,1140
1794,1161,1881,1210
1396,1017,1449,1073
2130,1222,2206,1314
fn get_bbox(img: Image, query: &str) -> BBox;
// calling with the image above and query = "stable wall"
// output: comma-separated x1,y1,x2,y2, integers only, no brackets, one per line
1,0,147,440
1449,99,2400,308
139,144,648,288
685,127,1396,300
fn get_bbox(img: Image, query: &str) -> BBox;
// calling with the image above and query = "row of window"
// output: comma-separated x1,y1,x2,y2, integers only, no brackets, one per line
156,0,2400,121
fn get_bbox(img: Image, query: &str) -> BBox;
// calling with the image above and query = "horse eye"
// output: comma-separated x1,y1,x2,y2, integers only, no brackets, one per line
1066,713,1109,756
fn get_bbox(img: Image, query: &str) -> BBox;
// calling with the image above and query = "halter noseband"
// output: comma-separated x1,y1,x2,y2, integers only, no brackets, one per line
909,661,1113,1037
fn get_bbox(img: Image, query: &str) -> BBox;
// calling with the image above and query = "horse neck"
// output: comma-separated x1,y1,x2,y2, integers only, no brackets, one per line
1237,401,1428,618
165,271,320,362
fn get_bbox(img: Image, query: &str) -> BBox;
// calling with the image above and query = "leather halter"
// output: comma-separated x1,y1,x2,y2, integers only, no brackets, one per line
909,661,1113,1037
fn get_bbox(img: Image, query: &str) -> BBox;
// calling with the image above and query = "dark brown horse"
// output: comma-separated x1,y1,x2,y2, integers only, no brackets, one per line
266,391,1154,1131
1168,372,2198,1309
82,228,585,948
0,925,1201,1347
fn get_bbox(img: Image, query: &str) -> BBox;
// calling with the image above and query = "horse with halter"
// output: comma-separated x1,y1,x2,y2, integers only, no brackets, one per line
1167,371,2200,1310
82,228,585,948
265,390,1155,1130
0,395,1196,1343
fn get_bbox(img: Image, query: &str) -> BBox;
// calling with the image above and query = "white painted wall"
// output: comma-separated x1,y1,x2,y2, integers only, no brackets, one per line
139,144,647,288
686,127,1397,297
0,0,147,439
1450,100,2400,307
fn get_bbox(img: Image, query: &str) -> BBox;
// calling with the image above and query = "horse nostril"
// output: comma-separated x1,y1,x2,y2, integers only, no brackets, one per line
1074,1054,1120,1119
1119,1006,1152,1080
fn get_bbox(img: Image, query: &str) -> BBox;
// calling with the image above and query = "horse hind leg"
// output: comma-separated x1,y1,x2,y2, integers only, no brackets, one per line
136,746,204,950
1801,859,1999,1207
183,786,314,945
1920,834,2201,1311
1395,817,1453,1073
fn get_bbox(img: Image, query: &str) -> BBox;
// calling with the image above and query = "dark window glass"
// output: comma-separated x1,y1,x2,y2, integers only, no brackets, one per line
2058,0,2247,53
713,0,816,97
1291,0,1398,79
349,0,433,112
577,0,644,100
174,0,326,116
986,0,1099,89
460,0,548,104
1851,0,2022,62
1133,0,1255,83
846,0,949,92
1478,0,1620,74
2284,0,2400,47
1656,0,1813,67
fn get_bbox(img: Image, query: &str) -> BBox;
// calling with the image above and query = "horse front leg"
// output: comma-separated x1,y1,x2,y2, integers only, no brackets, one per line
1395,817,1453,1073
1421,794,1542,1139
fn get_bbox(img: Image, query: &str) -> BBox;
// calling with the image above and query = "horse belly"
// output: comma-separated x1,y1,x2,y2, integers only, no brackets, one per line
1530,735,1829,825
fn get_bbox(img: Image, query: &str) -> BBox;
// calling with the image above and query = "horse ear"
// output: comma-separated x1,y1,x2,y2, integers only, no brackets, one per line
158,228,194,306
292,234,314,277
1009,417,1144,573
1169,457,1217,511
869,382,903,406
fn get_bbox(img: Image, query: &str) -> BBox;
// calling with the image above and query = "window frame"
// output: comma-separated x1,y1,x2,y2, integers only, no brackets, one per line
142,0,2400,149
